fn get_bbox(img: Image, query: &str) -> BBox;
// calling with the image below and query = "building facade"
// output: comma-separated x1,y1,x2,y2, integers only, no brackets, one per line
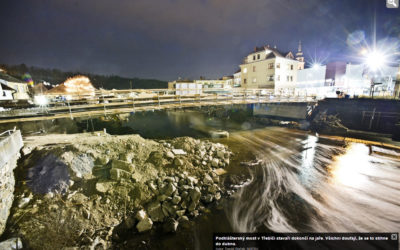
296,62,399,98
0,72,30,100
168,80,202,95
239,45,301,94
233,70,241,87
0,83,15,101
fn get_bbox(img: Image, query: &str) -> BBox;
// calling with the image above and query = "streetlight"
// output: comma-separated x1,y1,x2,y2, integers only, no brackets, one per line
311,63,322,69
363,49,388,97
365,50,387,72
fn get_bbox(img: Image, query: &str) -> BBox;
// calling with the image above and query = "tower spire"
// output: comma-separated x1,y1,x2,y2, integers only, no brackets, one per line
296,40,305,70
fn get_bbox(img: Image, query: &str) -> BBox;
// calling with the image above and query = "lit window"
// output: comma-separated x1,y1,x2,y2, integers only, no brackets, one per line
253,66,256,72
276,63,280,69
243,68,247,73
268,63,274,69
253,78,257,83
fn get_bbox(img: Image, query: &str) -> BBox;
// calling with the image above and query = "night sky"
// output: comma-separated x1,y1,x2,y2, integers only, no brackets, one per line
0,0,399,81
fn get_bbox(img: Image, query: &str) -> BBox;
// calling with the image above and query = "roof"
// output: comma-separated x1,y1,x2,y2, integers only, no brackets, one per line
0,72,26,83
0,82,16,91
248,46,296,61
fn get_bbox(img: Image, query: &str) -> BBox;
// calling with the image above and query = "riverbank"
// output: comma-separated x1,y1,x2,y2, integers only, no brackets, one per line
2,132,233,249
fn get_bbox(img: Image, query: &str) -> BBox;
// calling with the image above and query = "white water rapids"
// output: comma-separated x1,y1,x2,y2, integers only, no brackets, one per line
228,128,400,234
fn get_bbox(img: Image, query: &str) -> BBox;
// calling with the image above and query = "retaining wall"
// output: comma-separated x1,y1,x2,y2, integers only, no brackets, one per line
0,130,23,235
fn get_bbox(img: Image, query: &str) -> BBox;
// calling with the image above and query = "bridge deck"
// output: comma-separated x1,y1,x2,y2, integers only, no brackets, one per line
0,89,317,124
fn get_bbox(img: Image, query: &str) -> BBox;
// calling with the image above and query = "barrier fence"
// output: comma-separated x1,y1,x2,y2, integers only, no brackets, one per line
0,88,319,123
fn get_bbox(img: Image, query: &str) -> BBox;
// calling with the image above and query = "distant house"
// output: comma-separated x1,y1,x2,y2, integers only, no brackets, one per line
239,43,304,94
0,82,15,101
168,80,202,95
0,72,30,100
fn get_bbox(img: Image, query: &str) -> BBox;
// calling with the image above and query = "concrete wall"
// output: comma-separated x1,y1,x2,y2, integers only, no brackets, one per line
317,98,400,133
0,130,23,169
0,130,23,235
253,103,309,120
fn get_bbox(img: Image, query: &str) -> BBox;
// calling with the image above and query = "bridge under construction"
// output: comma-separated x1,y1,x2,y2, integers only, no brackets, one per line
0,88,317,124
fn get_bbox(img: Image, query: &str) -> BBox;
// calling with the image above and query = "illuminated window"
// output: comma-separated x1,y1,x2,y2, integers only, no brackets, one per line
252,78,257,83
276,63,280,69
243,68,247,73
253,66,256,72
268,63,274,69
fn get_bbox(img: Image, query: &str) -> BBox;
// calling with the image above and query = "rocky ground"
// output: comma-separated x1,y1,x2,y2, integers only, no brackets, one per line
4,132,232,249
310,111,348,134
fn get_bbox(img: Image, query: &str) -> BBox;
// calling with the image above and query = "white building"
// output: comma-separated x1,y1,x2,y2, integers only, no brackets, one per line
239,44,303,95
296,62,399,98
0,72,30,100
233,69,241,87
0,82,15,101
168,80,202,95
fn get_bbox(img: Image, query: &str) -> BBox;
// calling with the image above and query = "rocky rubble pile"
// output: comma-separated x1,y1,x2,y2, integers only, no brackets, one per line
6,133,231,249
311,111,348,134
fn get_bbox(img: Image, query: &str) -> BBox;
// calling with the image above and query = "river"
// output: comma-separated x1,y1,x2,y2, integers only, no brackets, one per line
3,107,400,249
119,126,400,249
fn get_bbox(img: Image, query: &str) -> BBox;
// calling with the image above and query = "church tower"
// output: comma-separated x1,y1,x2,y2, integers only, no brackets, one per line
296,41,305,70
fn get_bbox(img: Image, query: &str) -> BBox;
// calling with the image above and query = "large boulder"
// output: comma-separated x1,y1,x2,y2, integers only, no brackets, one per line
136,217,153,233
111,160,134,173
161,183,176,196
110,168,132,181
163,218,178,233
147,201,165,222
0,237,23,250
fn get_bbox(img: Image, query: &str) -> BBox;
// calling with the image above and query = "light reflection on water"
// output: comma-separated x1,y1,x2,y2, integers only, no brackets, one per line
329,143,371,188
227,128,400,234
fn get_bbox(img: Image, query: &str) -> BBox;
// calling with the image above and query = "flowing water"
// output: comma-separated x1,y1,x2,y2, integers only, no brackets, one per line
122,127,400,249
4,107,399,249
225,128,400,235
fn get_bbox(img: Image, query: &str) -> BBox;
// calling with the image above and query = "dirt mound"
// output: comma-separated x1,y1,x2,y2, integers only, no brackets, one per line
7,133,232,249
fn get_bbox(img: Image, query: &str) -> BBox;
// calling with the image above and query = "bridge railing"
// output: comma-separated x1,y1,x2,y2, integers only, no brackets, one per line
0,89,320,121
41,88,318,107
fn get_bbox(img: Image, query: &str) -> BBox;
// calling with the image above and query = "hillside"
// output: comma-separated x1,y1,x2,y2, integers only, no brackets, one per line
0,64,168,90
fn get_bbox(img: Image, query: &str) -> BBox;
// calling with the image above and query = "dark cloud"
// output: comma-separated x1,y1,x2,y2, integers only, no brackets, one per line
0,0,398,81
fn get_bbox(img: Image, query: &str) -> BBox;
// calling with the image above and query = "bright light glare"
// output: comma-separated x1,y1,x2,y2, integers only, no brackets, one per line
330,143,370,187
311,63,322,69
34,95,48,106
365,50,387,71
360,48,368,55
